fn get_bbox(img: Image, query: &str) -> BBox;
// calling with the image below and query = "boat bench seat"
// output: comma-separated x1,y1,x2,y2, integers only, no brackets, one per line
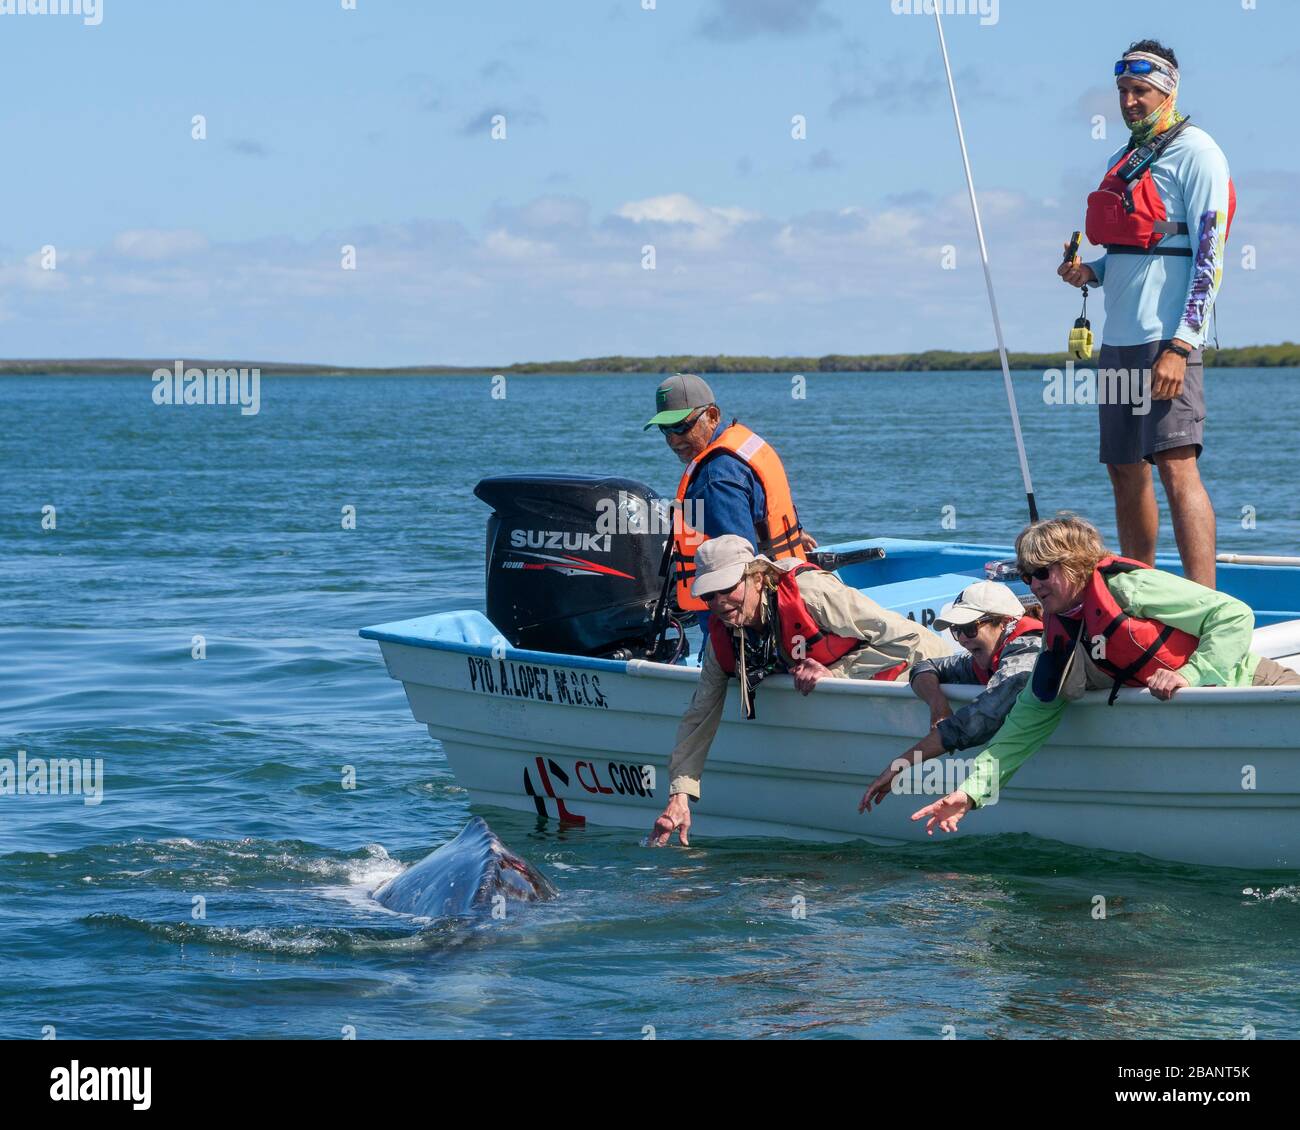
858,571,992,619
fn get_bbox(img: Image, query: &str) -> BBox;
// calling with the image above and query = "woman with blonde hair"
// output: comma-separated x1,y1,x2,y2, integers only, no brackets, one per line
912,513,1299,836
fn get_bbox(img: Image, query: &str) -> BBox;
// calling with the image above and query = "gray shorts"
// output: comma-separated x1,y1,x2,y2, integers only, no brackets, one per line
1097,338,1205,465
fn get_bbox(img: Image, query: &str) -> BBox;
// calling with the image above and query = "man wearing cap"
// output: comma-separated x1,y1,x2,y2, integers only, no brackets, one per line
649,535,949,847
644,373,814,633
858,581,1042,814
1058,38,1233,588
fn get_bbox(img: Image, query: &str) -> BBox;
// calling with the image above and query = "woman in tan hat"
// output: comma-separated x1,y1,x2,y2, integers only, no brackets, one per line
649,534,949,846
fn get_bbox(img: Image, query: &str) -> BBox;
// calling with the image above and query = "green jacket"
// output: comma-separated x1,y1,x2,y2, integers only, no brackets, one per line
960,568,1259,806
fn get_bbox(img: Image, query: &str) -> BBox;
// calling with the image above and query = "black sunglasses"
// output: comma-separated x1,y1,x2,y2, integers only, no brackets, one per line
1019,565,1052,585
659,408,708,436
949,619,987,641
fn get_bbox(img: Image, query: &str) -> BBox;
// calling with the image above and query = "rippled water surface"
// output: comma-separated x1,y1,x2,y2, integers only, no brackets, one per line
2,371,1298,1038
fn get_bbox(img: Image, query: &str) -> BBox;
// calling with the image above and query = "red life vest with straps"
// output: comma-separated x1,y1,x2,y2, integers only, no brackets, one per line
971,616,1043,686
1085,118,1236,257
708,563,908,681
673,422,806,614
1041,556,1198,703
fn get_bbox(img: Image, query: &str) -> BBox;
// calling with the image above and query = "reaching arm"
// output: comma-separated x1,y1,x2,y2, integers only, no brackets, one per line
666,641,730,799
959,681,1070,807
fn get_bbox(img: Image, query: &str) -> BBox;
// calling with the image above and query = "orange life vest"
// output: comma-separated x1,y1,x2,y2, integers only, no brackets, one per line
1085,119,1236,257
673,422,806,613
971,616,1043,686
708,563,907,682
1040,556,1198,704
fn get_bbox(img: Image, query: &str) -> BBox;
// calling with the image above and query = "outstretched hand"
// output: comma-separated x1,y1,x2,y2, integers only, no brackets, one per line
859,765,900,814
650,793,691,847
911,790,972,835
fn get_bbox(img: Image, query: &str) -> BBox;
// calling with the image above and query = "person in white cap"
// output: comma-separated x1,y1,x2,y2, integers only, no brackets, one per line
859,580,1042,814
649,535,950,846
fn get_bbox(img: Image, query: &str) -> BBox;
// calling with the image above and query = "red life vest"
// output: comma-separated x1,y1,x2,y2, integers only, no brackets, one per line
708,563,907,681
971,616,1043,686
1085,119,1236,257
1042,556,1198,703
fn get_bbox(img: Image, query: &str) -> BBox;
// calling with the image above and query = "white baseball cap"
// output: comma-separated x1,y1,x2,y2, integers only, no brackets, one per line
691,534,759,598
933,581,1026,629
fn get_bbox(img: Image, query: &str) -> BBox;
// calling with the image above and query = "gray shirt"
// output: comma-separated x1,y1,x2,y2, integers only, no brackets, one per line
908,626,1043,752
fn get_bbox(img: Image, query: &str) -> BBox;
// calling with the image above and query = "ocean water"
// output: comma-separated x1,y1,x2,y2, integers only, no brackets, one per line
2,370,1298,1040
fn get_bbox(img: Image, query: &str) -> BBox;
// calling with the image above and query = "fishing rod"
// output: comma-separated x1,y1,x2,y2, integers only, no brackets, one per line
931,7,1039,524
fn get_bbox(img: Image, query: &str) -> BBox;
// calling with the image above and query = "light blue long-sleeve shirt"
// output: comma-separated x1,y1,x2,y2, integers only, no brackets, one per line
1084,123,1232,350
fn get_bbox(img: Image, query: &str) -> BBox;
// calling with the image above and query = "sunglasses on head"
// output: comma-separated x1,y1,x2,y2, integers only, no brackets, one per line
1114,58,1166,78
1019,564,1052,585
659,408,708,436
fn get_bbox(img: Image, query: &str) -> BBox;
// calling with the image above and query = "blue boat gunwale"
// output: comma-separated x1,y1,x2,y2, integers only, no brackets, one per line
360,536,1300,695
359,621,633,674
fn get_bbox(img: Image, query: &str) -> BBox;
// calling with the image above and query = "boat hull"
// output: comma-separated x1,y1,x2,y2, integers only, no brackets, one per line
370,632,1300,869
363,539,1300,869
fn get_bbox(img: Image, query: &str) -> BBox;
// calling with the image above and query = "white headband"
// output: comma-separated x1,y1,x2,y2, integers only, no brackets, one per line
1118,50,1179,95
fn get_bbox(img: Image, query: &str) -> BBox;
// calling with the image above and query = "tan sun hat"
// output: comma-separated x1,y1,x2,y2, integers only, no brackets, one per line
933,580,1026,630
691,534,759,598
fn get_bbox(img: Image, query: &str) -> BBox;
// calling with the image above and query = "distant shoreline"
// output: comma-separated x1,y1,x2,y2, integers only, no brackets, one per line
4,344,1299,376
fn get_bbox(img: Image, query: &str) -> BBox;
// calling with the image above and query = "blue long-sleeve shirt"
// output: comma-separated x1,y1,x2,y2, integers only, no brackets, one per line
684,422,770,641
1084,123,1231,349
684,422,768,544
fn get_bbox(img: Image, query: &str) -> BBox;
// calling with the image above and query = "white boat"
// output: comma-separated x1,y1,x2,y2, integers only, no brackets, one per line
363,537,1300,870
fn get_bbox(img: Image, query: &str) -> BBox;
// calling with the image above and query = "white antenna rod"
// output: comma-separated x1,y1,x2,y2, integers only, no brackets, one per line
932,7,1039,522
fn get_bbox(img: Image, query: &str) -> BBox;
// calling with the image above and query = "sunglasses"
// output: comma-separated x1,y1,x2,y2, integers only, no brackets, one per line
1114,59,1166,78
659,408,708,436
1019,564,1053,585
950,619,987,641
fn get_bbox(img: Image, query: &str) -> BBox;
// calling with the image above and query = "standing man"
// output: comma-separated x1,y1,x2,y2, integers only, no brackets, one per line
1059,39,1234,588
643,373,814,628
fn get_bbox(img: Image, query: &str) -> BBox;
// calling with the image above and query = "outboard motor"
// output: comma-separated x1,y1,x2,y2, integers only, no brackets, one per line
475,475,677,658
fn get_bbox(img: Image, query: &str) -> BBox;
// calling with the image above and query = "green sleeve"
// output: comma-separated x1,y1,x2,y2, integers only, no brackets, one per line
960,682,1069,807
1106,570,1255,687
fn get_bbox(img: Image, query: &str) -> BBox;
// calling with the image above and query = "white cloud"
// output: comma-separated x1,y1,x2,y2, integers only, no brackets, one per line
112,229,209,262
615,193,761,251
1,187,1296,366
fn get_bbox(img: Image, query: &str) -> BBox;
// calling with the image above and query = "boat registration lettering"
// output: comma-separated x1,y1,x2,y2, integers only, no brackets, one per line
576,759,654,798
466,657,609,709
907,607,938,627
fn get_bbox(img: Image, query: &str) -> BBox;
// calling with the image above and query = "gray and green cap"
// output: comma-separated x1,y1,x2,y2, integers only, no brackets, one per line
643,373,716,430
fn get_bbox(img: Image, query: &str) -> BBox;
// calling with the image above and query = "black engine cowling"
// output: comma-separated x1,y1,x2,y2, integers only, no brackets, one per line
475,474,672,657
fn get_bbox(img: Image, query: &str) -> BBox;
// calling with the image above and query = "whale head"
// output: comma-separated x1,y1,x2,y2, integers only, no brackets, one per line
372,817,556,920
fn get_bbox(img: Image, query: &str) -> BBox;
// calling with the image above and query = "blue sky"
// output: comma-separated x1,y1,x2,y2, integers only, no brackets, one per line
1,0,1296,366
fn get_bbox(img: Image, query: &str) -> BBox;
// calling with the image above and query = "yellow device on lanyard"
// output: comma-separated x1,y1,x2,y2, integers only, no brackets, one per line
1063,231,1094,360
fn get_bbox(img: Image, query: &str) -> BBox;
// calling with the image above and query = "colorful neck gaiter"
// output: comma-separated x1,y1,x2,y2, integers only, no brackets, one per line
1128,92,1184,147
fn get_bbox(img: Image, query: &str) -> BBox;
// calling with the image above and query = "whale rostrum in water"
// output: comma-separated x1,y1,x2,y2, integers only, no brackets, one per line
372,817,556,919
